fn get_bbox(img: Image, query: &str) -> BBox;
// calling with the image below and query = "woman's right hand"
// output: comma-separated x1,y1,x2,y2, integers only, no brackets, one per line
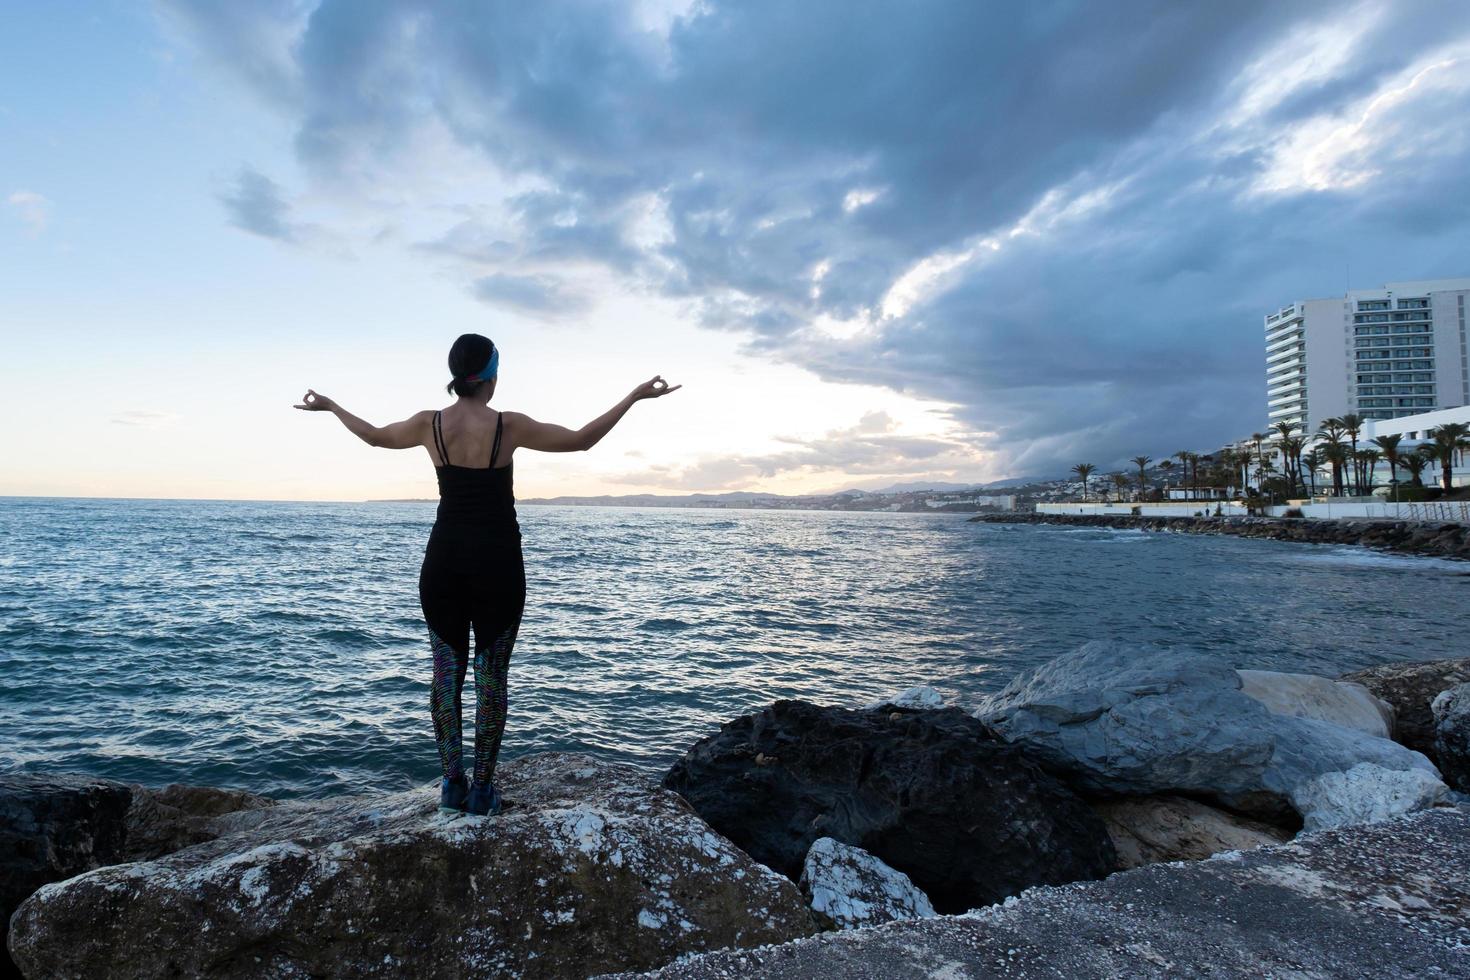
294,389,336,412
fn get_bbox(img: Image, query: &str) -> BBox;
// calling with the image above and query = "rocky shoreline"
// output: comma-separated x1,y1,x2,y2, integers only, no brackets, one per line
968,512,1470,561
5,649,1470,978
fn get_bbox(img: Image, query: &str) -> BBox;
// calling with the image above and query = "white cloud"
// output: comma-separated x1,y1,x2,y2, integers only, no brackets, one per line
6,190,50,234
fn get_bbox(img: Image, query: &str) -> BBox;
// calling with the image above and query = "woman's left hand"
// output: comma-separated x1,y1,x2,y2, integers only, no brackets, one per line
294,389,335,411
631,376,681,401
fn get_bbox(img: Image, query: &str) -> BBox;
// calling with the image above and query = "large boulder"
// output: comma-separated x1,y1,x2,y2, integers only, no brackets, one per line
9,753,817,980
1093,795,1290,869
974,642,1447,828
663,700,1117,914
799,837,936,930
1340,657,1470,761
0,774,133,976
0,773,276,975
1292,763,1451,832
1237,670,1393,739
1432,683,1470,792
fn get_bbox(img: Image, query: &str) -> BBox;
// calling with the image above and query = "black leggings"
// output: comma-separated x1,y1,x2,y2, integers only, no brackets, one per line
419,561,526,786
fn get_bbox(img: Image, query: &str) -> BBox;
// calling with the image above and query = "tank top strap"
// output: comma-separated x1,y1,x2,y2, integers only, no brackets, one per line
432,411,450,467
489,411,505,468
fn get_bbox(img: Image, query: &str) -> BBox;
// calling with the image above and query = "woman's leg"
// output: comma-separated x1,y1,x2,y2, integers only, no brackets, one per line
470,557,527,789
420,570,471,782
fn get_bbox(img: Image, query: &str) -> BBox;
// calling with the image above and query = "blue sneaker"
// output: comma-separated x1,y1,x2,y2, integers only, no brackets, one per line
465,781,502,816
438,774,468,813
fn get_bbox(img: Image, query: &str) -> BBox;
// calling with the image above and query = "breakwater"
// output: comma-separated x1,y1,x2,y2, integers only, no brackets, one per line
969,512,1470,561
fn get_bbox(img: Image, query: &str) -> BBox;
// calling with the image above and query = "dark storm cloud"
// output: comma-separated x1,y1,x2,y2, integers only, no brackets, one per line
172,0,1470,476
218,167,301,242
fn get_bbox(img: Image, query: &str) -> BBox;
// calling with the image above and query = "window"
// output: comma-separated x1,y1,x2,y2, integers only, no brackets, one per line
1358,300,1391,311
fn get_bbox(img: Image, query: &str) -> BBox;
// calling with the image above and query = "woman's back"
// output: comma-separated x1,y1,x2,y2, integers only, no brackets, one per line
426,406,519,572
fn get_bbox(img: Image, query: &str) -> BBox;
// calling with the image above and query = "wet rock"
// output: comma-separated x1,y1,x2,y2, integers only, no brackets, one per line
1341,657,1470,761
862,685,945,710
9,753,817,980
799,837,936,929
1093,795,1290,868
1237,669,1393,739
1292,763,1450,832
974,642,1446,827
1432,683,1470,792
663,700,1117,914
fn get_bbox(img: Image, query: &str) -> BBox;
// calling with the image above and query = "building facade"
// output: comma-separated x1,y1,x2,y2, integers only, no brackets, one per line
1265,277,1470,433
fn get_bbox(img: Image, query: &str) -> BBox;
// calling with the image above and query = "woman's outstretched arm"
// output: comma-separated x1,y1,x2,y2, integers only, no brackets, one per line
293,390,431,449
507,376,680,453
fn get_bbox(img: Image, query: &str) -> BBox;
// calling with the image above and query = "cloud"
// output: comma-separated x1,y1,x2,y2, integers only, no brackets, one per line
167,1,1470,477
471,272,590,316
610,411,992,491
218,167,303,242
6,191,50,234
111,410,182,429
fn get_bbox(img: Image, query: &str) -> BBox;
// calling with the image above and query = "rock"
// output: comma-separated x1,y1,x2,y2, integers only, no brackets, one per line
607,807,1470,980
0,774,132,976
1093,795,1290,869
663,700,1117,913
9,753,817,980
798,837,936,930
1431,683,1470,792
1237,669,1393,739
974,642,1447,827
124,783,277,861
0,773,276,975
863,686,945,710
1342,657,1470,761
1292,763,1450,832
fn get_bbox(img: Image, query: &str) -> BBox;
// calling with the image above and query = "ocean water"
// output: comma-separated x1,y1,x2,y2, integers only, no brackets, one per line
1,498,1465,799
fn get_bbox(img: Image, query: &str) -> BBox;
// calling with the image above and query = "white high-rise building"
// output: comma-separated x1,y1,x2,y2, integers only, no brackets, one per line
1265,277,1470,433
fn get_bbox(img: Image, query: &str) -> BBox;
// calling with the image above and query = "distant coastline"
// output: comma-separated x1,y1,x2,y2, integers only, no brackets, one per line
370,486,1025,513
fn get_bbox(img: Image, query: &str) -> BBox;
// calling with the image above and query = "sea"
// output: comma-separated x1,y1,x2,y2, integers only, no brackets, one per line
1,497,1465,799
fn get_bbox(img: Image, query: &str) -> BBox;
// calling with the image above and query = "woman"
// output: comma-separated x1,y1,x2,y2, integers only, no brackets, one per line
296,333,679,815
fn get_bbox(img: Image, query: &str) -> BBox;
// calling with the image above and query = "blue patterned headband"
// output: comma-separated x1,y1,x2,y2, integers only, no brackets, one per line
463,347,498,383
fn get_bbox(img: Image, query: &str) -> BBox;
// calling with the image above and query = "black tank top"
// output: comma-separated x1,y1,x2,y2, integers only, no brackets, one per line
423,410,520,573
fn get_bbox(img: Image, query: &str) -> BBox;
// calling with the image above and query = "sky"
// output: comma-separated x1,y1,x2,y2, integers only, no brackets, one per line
3,0,1470,501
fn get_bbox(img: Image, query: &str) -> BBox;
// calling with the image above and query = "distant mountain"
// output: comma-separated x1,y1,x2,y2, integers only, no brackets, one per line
978,476,1054,489
843,480,983,495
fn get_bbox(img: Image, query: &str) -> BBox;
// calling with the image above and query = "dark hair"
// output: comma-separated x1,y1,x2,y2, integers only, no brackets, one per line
446,333,496,397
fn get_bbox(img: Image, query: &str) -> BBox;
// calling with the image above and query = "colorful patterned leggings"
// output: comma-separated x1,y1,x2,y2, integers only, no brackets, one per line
419,562,525,786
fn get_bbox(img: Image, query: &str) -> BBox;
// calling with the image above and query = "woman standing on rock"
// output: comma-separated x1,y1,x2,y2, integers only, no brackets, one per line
296,334,679,815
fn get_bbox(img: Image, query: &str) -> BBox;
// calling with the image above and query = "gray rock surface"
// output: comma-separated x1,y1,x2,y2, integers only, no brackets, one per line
1293,763,1450,832
974,641,1446,827
1433,682,1470,792
1341,657,1470,761
1092,794,1289,868
9,753,817,980
604,806,1470,979
799,837,936,930
863,686,945,710
1237,668,1394,739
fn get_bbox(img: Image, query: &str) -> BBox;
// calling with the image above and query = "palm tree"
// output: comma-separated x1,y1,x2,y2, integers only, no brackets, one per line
1422,423,1470,491
1071,463,1096,501
1371,434,1403,500
1340,413,1364,493
1159,458,1175,493
1318,418,1348,496
1131,456,1152,499
1111,472,1131,501
1355,448,1380,494
1175,450,1193,497
1402,451,1429,488
1273,422,1301,495
1301,446,1325,497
